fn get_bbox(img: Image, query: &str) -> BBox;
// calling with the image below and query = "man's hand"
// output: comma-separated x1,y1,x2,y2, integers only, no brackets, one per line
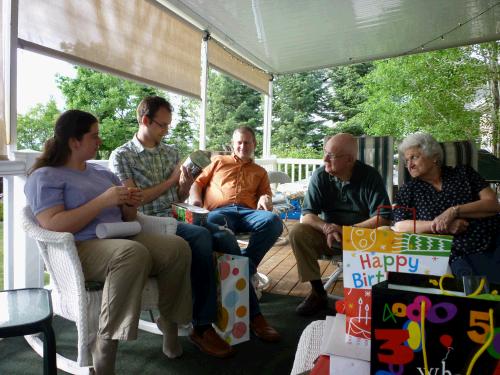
257,194,272,211
322,223,342,247
168,164,182,186
178,165,194,196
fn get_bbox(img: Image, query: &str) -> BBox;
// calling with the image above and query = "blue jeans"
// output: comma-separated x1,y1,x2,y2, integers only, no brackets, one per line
206,205,283,317
176,222,217,326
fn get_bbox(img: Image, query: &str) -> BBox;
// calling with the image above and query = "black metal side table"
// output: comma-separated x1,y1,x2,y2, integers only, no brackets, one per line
0,288,56,374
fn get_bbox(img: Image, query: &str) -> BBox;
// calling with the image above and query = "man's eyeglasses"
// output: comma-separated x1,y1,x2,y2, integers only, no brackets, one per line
324,152,347,160
150,118,169,130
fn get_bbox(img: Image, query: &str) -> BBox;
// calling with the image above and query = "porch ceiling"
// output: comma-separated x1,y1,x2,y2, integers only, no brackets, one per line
158,0,500,74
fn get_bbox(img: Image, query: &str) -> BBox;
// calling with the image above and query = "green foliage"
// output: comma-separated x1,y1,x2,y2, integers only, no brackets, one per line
206,70,263,153
271,144,323,159
325,63,374,122
272,71,329,150
165,97,199,158
17,99,60,151
57,67,162,158
351,48,484,142
16,44,499,162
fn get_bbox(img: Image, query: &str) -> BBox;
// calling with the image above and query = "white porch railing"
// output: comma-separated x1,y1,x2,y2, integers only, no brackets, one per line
256,157,323,182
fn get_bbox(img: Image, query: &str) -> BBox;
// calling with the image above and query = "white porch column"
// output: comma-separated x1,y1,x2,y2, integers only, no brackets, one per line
262,77,273,158
199,31,209,150
4,0,17,157
3,151,43,289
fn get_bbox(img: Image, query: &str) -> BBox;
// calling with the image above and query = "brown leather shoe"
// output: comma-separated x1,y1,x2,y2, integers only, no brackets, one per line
295,292,328,316
188,327,235,358
250,314,281,342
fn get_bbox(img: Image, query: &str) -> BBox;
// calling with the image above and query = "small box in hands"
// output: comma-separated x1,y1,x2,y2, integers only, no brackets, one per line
172,203,210,226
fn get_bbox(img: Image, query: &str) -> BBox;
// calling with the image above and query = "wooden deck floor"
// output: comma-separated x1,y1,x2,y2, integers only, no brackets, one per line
257,221,344,298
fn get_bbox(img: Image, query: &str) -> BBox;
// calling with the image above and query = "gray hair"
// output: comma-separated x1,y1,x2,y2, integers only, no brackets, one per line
399,132,443,165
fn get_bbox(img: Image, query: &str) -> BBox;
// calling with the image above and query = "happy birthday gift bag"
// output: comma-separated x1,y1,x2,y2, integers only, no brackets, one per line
213,253,250,345
342,226,452,345
371,273,500,375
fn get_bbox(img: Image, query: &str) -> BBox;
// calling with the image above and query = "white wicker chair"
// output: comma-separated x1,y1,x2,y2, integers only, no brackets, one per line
21,206,178,375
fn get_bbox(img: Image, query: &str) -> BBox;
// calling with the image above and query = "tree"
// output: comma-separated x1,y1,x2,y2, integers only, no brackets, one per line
323,63,374,123
17,99,60,151
206,70,263,153
165,97,199,158
272,71,329,153
57,67,162,158
351,48,484,142
471,42,500,157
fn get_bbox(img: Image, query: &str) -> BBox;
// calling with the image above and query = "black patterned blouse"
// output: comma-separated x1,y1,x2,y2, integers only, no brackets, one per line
394,165,500,263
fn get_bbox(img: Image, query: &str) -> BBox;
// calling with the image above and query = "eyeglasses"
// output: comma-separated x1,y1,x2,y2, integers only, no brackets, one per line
324,152,347,160
404,155,421,166
150,118,169,130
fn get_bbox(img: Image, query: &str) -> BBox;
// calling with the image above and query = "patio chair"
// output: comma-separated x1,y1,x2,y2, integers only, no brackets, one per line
397,140,478,187
268,170,295,240
322,135,394,295
21,206,178,375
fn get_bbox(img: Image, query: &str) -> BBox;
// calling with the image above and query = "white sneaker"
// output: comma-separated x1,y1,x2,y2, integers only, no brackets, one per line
252,273,271,300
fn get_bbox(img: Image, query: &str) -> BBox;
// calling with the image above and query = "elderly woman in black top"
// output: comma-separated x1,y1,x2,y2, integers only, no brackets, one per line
393,133,500,282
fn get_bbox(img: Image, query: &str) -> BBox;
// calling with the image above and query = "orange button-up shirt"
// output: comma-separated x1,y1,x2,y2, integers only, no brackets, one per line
195,154,272,210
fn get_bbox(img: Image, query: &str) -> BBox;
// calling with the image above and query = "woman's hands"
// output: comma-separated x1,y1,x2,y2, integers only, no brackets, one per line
447,218,469,235
101,186,143,208
431,206,470,235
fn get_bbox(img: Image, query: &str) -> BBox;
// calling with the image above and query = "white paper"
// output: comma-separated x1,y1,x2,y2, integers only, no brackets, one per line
330,354,370,374
96,221,142,239
323,314,370,361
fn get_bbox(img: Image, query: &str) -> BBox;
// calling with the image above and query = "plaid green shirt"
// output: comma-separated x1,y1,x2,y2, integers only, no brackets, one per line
109,135,180,217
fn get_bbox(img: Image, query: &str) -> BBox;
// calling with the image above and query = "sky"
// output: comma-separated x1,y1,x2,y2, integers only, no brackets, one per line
17,49,75,114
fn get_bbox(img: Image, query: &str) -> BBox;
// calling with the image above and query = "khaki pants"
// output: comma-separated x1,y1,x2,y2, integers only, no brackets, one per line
289,223,337,282
77,232,192,341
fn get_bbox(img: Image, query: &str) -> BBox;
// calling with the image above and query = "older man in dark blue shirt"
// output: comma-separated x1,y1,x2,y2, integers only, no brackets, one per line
290,133,391,316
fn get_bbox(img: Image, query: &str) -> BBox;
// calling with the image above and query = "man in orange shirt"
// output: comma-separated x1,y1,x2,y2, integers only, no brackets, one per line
191,126,282,342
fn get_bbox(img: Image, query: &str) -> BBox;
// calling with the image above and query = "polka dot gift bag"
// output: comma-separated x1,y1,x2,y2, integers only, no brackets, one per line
213,253,250,345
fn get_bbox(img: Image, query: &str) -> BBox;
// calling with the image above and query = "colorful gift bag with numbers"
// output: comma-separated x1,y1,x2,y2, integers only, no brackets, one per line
213,253,250,345
370,272,500,375
342,220,452,345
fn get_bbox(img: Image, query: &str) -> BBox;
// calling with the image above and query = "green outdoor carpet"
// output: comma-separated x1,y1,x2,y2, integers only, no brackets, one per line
0,293,331,374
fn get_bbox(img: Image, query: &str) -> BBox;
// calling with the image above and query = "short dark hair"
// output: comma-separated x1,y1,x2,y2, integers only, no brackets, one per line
233,126,256,143
136,96,173,124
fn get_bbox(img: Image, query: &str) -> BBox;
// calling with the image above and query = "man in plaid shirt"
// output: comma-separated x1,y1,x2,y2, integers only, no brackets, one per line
110,96,235,358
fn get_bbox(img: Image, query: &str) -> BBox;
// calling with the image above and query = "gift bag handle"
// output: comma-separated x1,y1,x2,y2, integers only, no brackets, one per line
438,274,487,297
376,205,416,233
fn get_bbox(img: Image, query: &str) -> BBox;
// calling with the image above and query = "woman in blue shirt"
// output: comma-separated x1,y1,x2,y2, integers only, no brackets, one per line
25,110,192,374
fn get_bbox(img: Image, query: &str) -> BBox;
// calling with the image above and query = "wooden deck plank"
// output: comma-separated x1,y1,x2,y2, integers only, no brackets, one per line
266,250,298,291
259,246,282,265
258,248,292,275
268,252,301,294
